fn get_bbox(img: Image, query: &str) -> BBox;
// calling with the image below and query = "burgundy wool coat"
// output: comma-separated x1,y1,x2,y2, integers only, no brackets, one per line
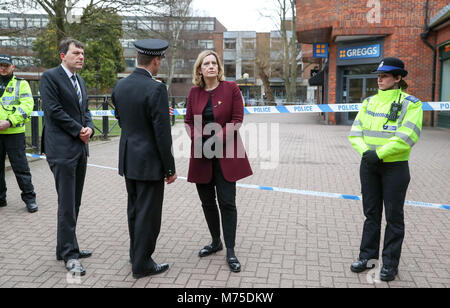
185,81,253,184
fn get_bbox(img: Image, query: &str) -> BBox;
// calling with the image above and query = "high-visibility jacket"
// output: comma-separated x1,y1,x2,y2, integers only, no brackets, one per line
0,75,34,134
349,89,423,163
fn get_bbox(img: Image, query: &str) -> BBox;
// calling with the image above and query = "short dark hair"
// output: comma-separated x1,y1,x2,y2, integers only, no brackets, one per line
59,38,84,55
137,52,159,66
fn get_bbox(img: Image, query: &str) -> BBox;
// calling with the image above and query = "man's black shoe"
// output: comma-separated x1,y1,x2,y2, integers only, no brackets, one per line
79,250,92,259
380,265,398,282
199,242,223,257
65,259,86,276
26,202,38,213
132,263,169,279
57,250,92,261
350,259,375,273
0,200,6,207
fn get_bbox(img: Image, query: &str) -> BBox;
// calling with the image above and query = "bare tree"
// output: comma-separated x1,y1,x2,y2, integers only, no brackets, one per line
256,58,275,105
259,0,300,103
277,0,300,102
130,0,194,95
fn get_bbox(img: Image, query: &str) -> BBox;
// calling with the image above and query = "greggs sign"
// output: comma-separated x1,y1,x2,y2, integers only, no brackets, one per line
338,44,380,60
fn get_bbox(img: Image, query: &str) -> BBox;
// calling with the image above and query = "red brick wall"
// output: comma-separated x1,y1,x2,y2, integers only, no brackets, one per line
296,0,449,125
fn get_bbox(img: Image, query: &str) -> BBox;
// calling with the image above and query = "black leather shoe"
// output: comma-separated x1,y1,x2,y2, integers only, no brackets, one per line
26,202,38,213
79,250,92,259
199,242,223,257
57,250,92,261
350,259,375,273
227,256,241,273
380,265,398,282
65,259,86,276
0,200,6,207
133,263,169,279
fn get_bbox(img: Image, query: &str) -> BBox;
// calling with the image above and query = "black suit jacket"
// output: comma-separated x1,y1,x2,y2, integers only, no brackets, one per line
112,68,175,181
39,65,94,160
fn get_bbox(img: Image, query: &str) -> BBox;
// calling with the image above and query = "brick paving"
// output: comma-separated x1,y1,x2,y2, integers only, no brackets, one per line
0,113,449,288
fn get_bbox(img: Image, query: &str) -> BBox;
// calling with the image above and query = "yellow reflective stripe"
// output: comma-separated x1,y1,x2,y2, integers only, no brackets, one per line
403,121,421,137
363,130,395,139
395,132,416,147
397,100,410,126
349,131,363,137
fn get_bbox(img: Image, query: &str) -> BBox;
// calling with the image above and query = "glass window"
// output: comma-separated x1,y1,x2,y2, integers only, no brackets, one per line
186,21,199,31
199,40,213,49
242,61,255,78
125,58,136,69
271,62,283,78
0,18,8,28
10,18,25,28
224,38,236,50
199,21,214,31
242,38,255,50
224,60,236,78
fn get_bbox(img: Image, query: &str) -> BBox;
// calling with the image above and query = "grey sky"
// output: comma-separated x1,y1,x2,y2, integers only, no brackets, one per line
191,0,280,32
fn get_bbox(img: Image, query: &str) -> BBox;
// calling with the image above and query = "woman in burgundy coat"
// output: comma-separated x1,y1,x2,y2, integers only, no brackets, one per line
185,50,252,272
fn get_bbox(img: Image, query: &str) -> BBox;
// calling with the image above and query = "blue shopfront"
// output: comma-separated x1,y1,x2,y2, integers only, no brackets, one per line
335,38,384,124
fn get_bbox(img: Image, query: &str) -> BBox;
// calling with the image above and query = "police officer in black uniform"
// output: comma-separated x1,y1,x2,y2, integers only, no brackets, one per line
112,39,177,279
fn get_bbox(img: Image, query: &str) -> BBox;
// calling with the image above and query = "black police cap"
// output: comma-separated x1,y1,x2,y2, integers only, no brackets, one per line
134,39,168,56
373,57,408,77
0,54,13,65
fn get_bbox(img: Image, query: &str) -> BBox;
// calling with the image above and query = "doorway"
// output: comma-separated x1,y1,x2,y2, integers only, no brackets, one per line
341,75,378,124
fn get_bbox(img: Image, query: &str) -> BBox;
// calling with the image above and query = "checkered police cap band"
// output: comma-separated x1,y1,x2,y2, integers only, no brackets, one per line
135,47,165,56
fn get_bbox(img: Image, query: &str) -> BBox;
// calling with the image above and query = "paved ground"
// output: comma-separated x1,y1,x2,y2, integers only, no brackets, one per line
0,113,449,288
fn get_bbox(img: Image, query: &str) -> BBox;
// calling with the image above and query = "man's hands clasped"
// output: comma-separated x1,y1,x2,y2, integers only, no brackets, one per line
79,127,93,144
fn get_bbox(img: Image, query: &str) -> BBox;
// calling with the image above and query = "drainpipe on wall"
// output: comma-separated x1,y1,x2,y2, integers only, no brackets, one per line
420,0,437,126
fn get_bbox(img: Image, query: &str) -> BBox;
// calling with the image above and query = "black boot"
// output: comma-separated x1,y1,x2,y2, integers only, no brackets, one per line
350,259,375,273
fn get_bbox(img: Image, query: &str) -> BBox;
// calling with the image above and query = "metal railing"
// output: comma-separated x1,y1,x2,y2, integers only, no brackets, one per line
27,95,185,154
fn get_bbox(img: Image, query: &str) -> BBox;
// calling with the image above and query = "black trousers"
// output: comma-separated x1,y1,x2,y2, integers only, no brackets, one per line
0,133,36,204
48,153,87,262
359,160,410,268
196,159,237,249
126,178,164,274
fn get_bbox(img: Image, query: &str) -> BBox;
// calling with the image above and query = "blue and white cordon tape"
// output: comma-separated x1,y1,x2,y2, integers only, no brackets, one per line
25,153,450,211
30,102,450,117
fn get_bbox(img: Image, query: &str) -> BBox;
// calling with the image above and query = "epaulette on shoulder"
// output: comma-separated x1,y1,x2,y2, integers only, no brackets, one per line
365,95,375,103
404,95,420,104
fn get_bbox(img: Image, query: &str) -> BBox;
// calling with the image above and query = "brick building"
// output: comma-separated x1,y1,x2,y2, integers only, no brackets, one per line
429,4,450,128
296,0,449,126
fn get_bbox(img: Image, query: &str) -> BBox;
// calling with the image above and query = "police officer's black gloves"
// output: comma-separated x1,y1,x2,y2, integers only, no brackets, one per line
362,150,381,165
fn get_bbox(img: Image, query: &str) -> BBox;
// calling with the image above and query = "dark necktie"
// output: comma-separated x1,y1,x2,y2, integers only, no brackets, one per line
71,75,82,105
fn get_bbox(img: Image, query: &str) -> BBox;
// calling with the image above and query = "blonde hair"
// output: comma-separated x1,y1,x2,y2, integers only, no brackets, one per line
192,50,225,88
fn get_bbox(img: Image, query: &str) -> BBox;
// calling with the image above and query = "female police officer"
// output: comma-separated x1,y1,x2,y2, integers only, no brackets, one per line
348,57,423,282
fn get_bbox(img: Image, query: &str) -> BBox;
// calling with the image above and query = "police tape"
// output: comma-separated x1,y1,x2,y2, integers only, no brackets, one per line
25,153,450,211
29,102,450,117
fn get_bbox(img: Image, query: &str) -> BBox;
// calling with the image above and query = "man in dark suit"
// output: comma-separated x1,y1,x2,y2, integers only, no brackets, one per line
112,39,177,279
39,38,94,276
